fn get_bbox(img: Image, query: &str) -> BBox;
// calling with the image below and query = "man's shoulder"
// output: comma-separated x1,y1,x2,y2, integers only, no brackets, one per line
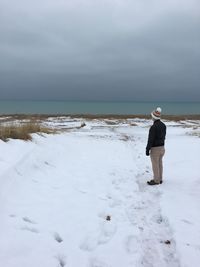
154,120,166,129
157,120,166,126
160,120,166,128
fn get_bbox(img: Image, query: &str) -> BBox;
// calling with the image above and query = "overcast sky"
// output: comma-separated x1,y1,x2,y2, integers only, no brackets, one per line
0,0,200,101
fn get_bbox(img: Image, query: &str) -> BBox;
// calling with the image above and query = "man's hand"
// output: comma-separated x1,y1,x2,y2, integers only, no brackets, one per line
146,149,150,156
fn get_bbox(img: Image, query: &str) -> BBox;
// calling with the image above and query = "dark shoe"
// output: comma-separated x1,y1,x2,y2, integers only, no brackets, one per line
147,180,159,185
160,180,163,184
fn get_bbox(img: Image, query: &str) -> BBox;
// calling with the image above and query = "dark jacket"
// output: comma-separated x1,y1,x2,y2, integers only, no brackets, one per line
146,120,166,154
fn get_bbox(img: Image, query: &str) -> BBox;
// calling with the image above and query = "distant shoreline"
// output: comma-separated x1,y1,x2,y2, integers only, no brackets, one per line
0,101,199,115
0,114,200,121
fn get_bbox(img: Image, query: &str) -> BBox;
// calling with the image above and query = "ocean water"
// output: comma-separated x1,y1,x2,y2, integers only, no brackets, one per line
0,101,199,115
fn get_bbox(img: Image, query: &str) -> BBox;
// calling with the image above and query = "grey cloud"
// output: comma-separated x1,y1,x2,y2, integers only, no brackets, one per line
0,0,200,101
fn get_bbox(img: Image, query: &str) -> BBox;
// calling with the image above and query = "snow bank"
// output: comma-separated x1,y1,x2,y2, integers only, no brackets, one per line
0,118,199,267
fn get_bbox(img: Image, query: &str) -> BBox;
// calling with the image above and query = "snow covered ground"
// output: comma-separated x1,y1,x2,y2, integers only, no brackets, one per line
0,117,199,267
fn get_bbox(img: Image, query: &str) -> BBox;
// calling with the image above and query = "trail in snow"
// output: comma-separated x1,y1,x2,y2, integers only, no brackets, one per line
113,126,181,267
79,124,181,266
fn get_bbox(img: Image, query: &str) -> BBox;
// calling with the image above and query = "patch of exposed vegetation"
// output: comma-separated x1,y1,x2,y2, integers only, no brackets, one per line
187,131,200,138
0,122,56,141
104,119,119,125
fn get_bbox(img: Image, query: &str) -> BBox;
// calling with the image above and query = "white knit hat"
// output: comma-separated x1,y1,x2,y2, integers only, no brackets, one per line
151,107,162,120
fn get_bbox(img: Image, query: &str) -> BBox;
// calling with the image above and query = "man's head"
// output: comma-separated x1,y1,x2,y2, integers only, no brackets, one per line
151,107,162,120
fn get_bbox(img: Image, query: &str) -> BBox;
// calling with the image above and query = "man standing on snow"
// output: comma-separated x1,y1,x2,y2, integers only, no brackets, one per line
146,107,166,185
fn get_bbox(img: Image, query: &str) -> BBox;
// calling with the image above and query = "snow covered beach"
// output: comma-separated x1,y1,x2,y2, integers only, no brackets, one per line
0,117,199,267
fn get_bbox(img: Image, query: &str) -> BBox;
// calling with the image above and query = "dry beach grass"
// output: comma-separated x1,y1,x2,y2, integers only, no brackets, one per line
1,114,200,121
0,114,199,141
0,121,56,141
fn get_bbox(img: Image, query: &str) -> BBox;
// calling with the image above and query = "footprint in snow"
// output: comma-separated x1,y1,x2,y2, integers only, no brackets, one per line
98,219,117,245
9,214,17,218
56,254,66,267
54,232,63,243
182,219,193,225
80,231,99,251
126,204,147,225
44,161,55,168
32,179,39,183
22,216,37,224
80,219,117,251
78,189,88,194
152,214,170,228
15,168,22,176
21,226,39,233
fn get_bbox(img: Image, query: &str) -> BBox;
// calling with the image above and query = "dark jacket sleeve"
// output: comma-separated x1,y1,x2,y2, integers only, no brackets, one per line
146,125,155,152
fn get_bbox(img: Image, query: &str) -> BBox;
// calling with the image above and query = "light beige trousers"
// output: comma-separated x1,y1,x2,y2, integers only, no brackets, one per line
150,146,165,183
